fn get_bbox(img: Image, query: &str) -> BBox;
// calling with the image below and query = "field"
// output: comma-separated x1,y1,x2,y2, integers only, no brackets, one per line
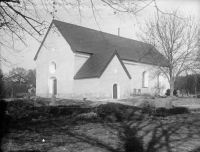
1,97,200,152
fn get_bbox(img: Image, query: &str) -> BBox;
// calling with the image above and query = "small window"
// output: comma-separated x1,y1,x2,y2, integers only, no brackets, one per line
142,71,148,88
49,61,56,74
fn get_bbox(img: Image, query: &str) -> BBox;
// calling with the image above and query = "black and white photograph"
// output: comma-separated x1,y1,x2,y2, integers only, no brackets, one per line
0,0,200,151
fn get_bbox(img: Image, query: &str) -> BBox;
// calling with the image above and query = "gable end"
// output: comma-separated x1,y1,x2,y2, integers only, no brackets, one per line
34,21,54,61
74,50,131,80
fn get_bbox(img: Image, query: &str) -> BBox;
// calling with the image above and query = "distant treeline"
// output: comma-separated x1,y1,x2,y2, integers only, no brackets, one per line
0,67,36,99
175,74,200,95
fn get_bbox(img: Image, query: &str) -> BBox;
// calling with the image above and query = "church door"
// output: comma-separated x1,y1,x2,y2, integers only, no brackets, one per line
52,79,57,95
113,84,118,99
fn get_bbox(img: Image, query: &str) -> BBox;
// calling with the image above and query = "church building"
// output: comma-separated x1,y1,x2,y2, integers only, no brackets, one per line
34,20,169,99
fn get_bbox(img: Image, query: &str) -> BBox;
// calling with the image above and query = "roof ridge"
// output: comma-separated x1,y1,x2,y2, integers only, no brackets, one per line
34,19,168,67
53,19,148,45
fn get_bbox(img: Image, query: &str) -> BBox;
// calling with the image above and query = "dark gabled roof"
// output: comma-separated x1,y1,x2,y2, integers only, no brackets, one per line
74,50,131,79
34,20,169,67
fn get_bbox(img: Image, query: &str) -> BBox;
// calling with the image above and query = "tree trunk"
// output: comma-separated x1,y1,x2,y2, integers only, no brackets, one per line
166,79,173,109
194,75,197,98
194,85,197,98
181,90,183,98
169,80,174,96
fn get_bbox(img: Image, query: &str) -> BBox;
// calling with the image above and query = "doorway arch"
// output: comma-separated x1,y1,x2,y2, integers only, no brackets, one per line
113,83,119,99
48,76,57,95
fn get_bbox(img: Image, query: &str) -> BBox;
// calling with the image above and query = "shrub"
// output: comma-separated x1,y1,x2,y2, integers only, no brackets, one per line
48,105,91,116
155,107,168,117
96,103,121,121
168,107,190,115
49,106,60,115
58,107,75,116
173,90,177,96
35,97,51,106
0,100,10,134
165,89,177,96
96,103,137,122
8,100,34,113
141,106,155,116
0,72,5,99
155,107,190,117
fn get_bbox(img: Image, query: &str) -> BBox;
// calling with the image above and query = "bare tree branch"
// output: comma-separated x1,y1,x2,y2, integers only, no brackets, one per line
0,0,174,66
138,10,200,96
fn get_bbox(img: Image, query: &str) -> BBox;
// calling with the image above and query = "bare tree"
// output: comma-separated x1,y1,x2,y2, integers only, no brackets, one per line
0,0,49,65
8,67,28,83
138,10,200,97
0,0,163,65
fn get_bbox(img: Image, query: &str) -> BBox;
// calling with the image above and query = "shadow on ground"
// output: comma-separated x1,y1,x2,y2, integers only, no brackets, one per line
1,100,200,152
7,114,198,152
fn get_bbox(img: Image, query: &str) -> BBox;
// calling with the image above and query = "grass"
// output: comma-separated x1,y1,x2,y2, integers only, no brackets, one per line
1,97,200,152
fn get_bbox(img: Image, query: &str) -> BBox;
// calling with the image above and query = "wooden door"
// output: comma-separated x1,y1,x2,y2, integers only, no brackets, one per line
113,84,117,99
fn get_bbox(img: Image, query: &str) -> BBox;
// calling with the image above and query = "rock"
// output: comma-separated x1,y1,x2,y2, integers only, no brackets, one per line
177,90,181,97
165,98,173,109
76,112,97,120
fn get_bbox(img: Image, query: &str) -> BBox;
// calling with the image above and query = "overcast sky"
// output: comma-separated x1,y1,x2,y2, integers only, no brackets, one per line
2,0,200,73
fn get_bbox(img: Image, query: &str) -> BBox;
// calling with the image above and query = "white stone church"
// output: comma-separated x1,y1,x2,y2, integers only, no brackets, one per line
34,20,169,99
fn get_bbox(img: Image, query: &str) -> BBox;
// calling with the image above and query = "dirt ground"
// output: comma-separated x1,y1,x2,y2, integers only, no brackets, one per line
1,97,200,152
2,114,200,152
103,97,200,111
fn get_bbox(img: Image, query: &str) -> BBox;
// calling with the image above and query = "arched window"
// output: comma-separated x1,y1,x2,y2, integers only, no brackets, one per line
49,61,56,74
142,71,148,88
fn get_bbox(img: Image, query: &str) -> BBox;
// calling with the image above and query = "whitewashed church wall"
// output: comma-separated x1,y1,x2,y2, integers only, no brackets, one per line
74,53,90,75
123,61,146,94
36,25,75,98
99,55,131,99
74,78,100,99
123,60,169,96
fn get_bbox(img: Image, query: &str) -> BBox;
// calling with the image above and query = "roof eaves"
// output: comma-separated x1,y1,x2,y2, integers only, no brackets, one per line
121,57,169,68
75,50,93,55
34,21,54,61
115,50,132,79
74,50,115,80
74,75,99,80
